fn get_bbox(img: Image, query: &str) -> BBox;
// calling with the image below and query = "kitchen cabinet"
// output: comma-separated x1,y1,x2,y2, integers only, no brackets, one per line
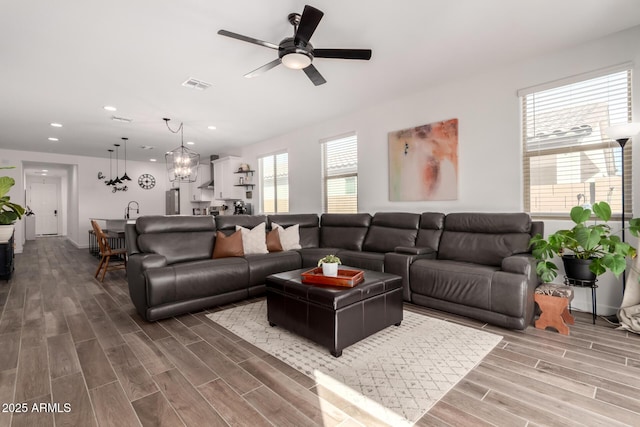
189,164,213,202
213,156,244,200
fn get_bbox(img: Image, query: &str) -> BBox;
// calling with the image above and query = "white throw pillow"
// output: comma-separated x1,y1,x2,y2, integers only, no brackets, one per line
235,222,268,255
272,223,301,251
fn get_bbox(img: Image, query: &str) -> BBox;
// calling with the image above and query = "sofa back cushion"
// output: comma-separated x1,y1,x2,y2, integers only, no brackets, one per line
136,216,216,264
362,212,420,253
268,214,319,248
415,212,445,250
320,213,372,250
214,215,267,235
437,213,532,266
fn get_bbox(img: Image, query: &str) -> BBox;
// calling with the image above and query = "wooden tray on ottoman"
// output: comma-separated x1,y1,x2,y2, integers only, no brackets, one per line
301,267,364,287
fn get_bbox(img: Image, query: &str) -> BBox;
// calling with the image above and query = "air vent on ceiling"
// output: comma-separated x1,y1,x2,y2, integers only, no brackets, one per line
182,78,212,90
140,145,155,150
111,115,132,123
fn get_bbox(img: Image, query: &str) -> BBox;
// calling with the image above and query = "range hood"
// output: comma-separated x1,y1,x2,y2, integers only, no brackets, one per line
198,154,219,189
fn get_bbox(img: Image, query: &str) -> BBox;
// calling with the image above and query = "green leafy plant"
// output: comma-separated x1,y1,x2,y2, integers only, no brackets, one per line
0,167,26,225
317,254,341,266
530,201,640,283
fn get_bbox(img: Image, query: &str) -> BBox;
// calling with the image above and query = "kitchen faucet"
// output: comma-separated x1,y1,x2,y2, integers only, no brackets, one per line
125,201,140,219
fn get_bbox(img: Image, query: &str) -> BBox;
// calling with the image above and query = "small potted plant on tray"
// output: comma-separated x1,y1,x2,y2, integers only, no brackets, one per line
530,201,640,283
318,254,341,277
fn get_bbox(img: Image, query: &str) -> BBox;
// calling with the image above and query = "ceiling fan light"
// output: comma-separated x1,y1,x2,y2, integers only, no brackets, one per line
282,52,311,70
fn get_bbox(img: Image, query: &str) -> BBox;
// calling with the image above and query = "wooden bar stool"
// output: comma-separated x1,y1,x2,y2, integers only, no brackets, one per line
534,283,575,335
90,220,127,282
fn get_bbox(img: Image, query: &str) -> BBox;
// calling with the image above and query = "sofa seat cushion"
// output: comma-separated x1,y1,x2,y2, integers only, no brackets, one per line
244,251,302,287
298,247,343,268
336,250,385,272
145,258,248,307
410,259,499,311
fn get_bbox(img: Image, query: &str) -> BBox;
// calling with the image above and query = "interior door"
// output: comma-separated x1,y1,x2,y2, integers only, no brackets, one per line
29,183,59,235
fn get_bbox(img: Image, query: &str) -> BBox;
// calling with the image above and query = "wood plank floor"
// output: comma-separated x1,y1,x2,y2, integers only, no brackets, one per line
1,237,640,426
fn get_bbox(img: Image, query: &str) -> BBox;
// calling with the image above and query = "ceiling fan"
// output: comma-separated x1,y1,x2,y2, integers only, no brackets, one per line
217,5,372,86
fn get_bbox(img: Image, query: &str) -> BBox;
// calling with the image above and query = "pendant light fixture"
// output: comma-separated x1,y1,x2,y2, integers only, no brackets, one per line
113,143,123,184
164,118,199,183
106,149,114,186
120,137,131,181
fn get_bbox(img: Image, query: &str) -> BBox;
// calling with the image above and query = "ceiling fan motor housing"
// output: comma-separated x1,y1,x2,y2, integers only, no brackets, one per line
279,37,313,68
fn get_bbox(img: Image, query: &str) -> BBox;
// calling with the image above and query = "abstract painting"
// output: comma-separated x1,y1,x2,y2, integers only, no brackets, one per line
388,118,458,201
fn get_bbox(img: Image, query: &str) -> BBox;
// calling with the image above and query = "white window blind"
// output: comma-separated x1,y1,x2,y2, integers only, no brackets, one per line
522,69,633,217
321,133,358,213
259,152,288,213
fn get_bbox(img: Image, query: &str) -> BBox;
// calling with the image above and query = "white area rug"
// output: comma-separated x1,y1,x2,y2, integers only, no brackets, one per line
207,301,502,426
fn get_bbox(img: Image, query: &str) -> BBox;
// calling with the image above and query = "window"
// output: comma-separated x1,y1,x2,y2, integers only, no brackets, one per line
259,152,288,213
521,67,633,217
321,133,358,213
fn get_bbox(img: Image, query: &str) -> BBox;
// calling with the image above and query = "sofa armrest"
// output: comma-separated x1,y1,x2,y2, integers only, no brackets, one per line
394,246,436,256
385,250,437,301
501,254,535,276
492,254,539,328
126,253,168,320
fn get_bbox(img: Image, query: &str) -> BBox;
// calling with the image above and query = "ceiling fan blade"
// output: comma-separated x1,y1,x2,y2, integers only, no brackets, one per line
244,59,282,79
217,29,278,50
314,49,372,60
295,5,324,45
303,64,326,86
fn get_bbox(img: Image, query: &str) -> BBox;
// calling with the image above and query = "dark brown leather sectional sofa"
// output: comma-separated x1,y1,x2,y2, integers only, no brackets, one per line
125,212,542,329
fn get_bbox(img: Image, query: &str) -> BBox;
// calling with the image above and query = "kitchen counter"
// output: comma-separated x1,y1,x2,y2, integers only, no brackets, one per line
91,218,136,230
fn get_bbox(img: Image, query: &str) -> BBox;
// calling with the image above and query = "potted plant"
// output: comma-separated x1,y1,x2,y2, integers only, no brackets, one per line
0,167,26,241
318,254,341,277
530,201,640,283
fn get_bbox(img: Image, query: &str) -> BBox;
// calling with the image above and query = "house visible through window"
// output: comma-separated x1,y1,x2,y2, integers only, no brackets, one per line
520,67,633,217
321,133,358,213
259,152,288,213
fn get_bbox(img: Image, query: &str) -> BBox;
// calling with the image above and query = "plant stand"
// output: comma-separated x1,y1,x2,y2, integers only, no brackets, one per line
564,276,598,324
535,284,575,335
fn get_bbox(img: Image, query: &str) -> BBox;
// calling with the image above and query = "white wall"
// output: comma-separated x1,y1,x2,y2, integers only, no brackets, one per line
0,148,169,253
240,25,640,315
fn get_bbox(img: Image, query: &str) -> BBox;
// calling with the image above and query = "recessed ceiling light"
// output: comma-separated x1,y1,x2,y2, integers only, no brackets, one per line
103,105,117,112
150,159,157,162
48,137,59,141
207,125,217,130
50,123,63,128
41,173,47,176
186,141,195,145
42,169,48,172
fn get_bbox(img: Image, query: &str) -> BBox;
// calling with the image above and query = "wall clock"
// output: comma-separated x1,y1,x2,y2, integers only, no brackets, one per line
138,174,156,190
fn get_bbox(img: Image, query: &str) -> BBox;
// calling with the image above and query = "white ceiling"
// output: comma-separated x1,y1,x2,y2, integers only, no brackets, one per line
2,0,640,163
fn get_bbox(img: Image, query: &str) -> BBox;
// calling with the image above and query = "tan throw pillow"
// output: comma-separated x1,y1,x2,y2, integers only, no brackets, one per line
272,223,301,251
235,222,268,255
266,229,283,252
212,230,244,259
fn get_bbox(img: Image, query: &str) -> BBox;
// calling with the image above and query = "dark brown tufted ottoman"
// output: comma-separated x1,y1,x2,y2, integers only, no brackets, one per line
265,267,403,357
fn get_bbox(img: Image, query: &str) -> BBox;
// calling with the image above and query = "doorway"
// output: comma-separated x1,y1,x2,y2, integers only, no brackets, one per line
29,182,59,235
